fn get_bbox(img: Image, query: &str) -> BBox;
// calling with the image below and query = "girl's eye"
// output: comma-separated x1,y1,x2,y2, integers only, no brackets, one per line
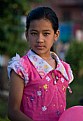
31,32,37,36
43,33,50,36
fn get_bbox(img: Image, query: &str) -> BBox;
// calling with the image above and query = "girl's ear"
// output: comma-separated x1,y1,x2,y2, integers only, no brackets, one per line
54,30,60,42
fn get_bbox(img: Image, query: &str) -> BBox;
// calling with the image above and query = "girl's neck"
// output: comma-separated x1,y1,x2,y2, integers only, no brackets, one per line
42,56,53,61
31,49,51,60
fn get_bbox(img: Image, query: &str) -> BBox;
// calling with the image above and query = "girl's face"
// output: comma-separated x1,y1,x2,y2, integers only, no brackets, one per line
26,19,59,58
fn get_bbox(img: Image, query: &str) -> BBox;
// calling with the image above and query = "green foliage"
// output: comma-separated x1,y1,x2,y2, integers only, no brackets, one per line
0,98,10,121
65,41,83,79
0,0,43,57
0,117,9,121
65,41,83,108
0,98,8,118
66,78,83,108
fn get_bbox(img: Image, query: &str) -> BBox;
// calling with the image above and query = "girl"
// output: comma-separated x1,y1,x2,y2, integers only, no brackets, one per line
7,6,74,121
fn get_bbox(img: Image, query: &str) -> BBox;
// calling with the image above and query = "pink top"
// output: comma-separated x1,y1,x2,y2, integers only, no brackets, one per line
7,50,74,121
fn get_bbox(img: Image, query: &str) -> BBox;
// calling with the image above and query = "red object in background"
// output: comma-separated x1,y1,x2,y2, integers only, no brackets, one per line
59,106,83,121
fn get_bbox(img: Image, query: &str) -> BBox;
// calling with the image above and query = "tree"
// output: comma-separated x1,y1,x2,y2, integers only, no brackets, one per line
65,41,83,79
0,0,43,57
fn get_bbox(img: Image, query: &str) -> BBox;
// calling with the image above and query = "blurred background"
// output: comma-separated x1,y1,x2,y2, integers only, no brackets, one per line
0,0,83,120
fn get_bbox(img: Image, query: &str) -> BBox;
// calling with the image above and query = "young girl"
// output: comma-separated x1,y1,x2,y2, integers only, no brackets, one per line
7,6,74,121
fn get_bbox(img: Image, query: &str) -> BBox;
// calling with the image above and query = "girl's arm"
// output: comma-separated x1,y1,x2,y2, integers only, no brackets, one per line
8,70,33,121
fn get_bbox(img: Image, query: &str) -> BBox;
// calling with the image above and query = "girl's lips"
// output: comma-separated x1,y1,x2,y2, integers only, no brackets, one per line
36,45,45,48
36,46,44,49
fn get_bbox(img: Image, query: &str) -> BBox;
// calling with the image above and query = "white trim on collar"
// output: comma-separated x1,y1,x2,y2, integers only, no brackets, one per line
51,52,69,80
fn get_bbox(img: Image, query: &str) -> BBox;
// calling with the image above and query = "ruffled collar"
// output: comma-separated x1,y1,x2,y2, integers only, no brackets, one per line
27,50,69,80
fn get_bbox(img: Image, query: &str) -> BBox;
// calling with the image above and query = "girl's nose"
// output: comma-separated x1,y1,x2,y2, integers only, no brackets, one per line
36,33,44,43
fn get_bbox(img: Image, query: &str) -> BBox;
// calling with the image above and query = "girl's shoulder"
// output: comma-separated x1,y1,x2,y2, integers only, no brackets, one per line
8,52,30,68
7,53,31,81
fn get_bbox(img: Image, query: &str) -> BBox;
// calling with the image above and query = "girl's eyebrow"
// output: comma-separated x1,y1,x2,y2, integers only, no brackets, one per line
43,30,51,32
30,29,51,32
30,29,38,32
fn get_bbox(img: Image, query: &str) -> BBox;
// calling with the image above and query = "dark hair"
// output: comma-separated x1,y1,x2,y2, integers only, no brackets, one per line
26,6,59,33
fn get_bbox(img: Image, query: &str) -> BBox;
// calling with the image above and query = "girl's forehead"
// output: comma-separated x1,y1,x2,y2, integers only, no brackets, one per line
29,19,53,30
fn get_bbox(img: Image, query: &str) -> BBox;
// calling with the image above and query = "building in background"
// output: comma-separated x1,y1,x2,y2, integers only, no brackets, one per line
48,0,83,42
